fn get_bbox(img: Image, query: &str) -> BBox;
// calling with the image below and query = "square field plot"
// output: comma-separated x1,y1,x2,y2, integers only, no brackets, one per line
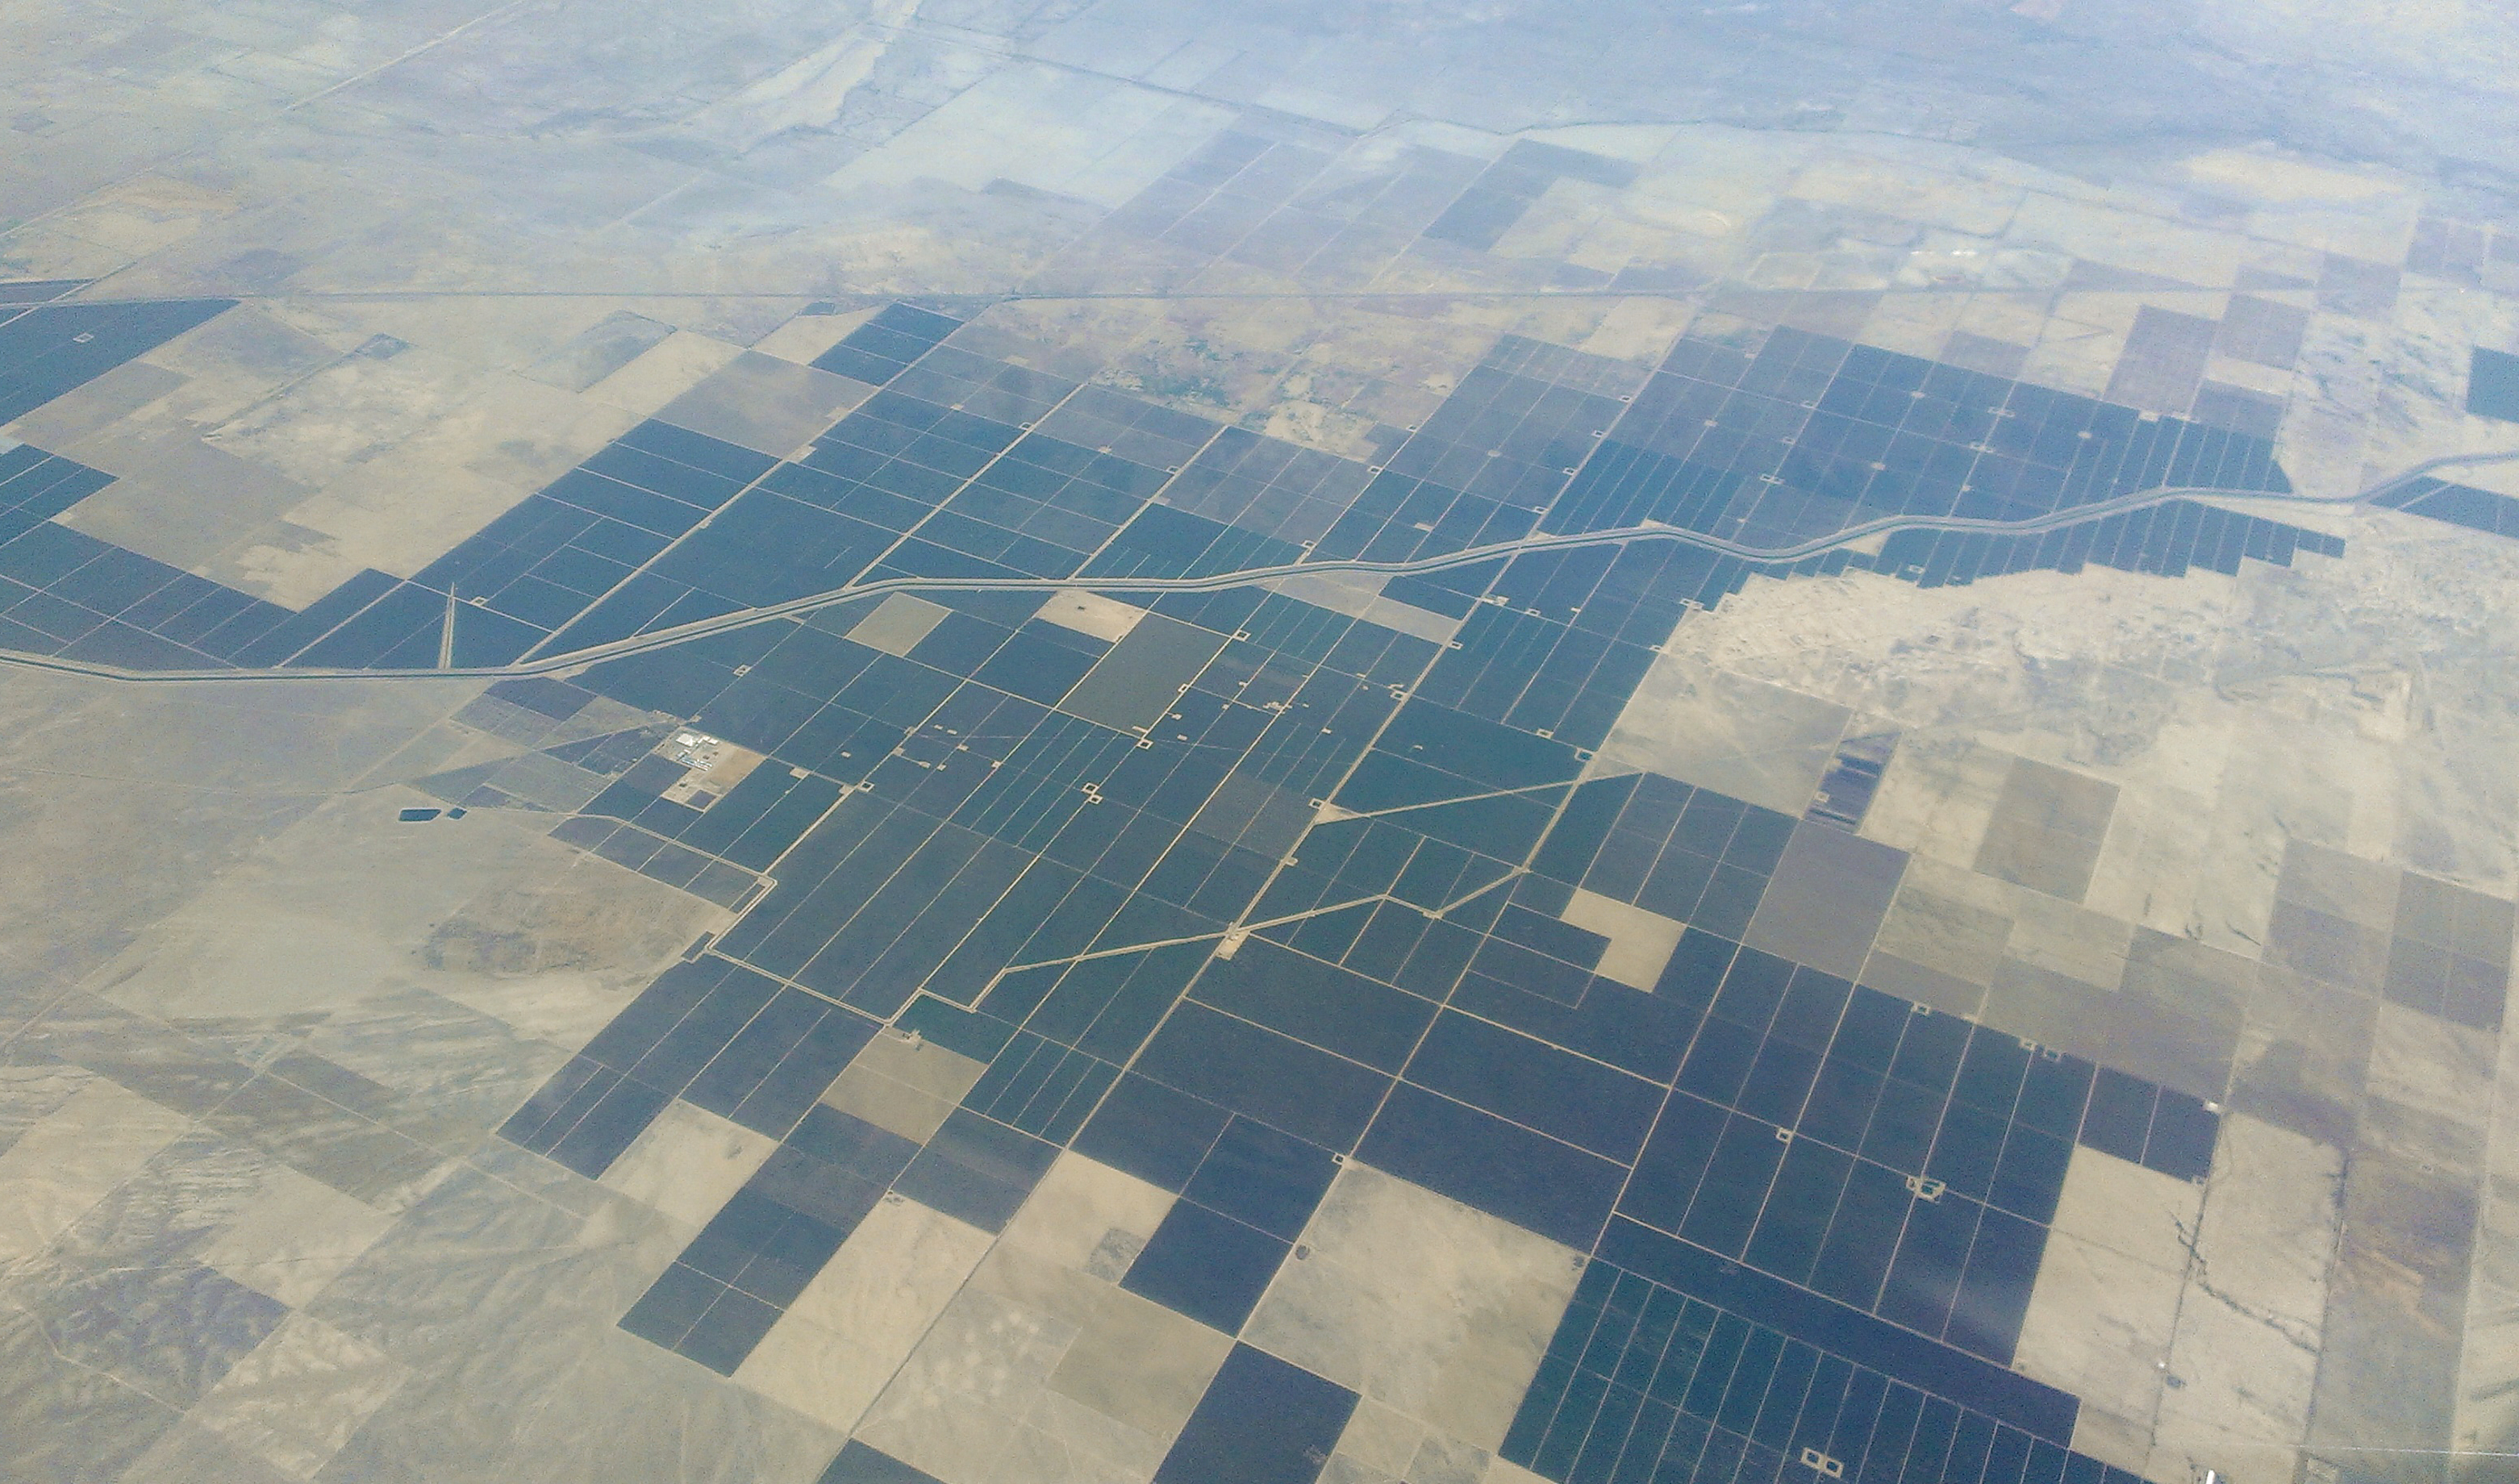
2469,347,2519,423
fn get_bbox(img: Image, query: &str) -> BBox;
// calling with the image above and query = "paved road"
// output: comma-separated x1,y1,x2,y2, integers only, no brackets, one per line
0,449,2509,688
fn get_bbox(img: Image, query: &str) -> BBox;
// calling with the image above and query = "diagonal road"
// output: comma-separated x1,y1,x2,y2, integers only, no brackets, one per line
0,448,2511,687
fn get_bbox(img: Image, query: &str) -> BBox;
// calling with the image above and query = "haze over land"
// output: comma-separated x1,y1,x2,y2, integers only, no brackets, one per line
2,2,2517,1482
